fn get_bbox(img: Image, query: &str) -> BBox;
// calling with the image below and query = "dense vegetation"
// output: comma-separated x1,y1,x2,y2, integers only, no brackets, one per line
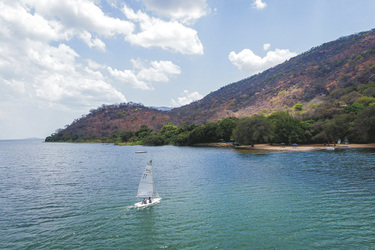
46,29,375,145
46,100,375,145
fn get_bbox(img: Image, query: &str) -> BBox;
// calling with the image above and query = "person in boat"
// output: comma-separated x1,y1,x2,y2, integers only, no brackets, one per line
148,197,152,203
142,198,147,204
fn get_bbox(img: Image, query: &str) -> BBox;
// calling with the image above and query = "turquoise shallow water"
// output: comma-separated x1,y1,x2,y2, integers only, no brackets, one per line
1,140,375,249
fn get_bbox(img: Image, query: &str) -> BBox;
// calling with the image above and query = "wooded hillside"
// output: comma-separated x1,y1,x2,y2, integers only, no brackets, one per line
171,29,375,123
46,29,375,143
49,103,172,141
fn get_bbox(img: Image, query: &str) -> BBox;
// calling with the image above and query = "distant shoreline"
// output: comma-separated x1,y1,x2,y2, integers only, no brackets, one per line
194,143,375,152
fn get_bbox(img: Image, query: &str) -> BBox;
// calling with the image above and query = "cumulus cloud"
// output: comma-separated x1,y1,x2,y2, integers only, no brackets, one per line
0,1,188,107
228,44,297,75
0,1,127,106
171,90,203,106
263,43,271,51
141,0,209,25
79,31,106,51
0,39,126,107
107,67,151,90
134,59,181,82
0,1,68,42
252,0,267,10
0,37,127,138
23,0,134,38
122,4,204,55
10,0,204,55
0,0,132,138
0,0,204,138
108,59,181,90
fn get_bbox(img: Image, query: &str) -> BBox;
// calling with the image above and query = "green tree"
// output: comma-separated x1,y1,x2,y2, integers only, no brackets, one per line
293,103,304,111
344,103,365,114
160,123,179,144
172,124,200,145
320,114,354,143
135,125,153,140
188,122,218,144
142,133,165,146
232,115,273,146
351,105,375,142
216,117,238,142
177,124,199,134
120,130,135,142
187,126,205,144
202,122,219,142
268,110,291,122
310,120,328,143
354,96,375,106
112,128,120,139
173,131,191,145
269,111,308,144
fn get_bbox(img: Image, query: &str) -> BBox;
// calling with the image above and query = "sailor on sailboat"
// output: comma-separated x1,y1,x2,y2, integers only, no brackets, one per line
134,160,161,207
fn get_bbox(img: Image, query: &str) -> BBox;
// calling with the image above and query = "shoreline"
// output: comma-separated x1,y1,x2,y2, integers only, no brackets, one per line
195,143,375,152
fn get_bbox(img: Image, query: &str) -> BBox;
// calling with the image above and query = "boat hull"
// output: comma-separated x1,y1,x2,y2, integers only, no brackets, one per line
325,147,335,150
134,197,162,208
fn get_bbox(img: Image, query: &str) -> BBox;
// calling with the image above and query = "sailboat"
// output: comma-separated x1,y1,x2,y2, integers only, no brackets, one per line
134,160,161,208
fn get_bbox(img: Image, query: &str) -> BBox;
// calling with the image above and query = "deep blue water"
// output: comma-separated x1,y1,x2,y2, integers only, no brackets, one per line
1,140,375,249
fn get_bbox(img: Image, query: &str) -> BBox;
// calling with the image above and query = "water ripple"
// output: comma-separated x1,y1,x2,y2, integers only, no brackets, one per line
1,141,375,249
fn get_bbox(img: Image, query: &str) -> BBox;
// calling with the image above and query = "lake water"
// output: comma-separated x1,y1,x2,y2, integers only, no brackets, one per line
1,140,375,249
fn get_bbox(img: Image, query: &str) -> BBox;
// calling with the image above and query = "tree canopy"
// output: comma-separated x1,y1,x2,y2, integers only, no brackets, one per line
233,115,273,146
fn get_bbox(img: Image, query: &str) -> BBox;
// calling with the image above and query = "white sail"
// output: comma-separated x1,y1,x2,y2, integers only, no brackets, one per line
134,160,161,207
137,160,155,198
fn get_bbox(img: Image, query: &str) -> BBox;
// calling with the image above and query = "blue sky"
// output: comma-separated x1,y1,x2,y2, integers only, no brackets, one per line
1,0,375,139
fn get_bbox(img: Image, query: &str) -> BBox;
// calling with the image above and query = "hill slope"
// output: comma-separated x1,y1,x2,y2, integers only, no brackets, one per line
48,29,375,140
52,103,172,141
171,29,375,123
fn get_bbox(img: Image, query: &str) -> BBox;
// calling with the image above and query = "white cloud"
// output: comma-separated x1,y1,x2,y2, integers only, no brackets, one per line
0,1,130,139
228,45,297,75
0,1,186,106
0,38,126,106
122,4,204,55
23,0,134,38
134,59,181,82
108,59,181,90
0,39,127,138
0,1,69,42
87,59,106,70
141,0,209,25
171,90,203,106
6,0,134,55
252,0,267,10
263,43,271,51
0,0,200,138
107,67,152,90
79,31,106,51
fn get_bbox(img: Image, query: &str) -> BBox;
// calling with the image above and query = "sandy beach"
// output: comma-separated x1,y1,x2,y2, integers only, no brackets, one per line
196,143,375,152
